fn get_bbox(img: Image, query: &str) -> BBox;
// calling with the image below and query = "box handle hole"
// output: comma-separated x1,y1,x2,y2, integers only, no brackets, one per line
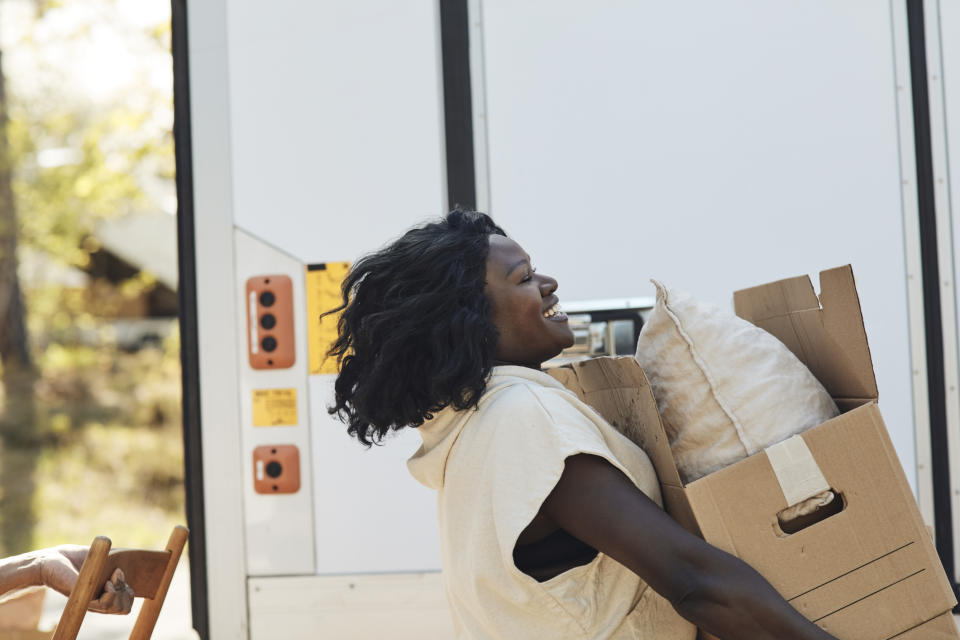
776,490,845,535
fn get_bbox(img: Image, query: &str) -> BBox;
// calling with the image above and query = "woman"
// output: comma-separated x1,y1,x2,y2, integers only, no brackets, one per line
326,210,837,639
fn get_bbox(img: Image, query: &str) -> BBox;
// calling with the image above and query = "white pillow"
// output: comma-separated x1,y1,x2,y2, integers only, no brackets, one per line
634,280,839,485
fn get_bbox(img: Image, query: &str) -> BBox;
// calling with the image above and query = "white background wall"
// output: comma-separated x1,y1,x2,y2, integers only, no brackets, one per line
223,0,448,575
943,2,960,369
478,0,917,490
935,0,960,575
226,0,448,264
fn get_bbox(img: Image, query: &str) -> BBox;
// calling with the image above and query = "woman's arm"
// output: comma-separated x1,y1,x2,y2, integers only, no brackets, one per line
0,547,133,614
539,454,837,640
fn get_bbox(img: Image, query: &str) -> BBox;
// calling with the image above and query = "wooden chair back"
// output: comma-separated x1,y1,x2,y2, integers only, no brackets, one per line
51,525,188,640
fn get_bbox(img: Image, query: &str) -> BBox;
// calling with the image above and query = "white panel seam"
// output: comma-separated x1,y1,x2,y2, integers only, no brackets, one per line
891,0,934,527
928,0,960,578
468,0,492,213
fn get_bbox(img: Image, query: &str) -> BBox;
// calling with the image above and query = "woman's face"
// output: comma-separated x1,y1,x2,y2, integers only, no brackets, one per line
484,235,575,368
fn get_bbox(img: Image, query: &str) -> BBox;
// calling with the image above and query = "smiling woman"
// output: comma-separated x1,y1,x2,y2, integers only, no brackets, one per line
484,235,575,369
326,210,839,640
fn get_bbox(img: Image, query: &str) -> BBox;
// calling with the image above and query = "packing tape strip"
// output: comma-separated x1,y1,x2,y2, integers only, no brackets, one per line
765,435,830,507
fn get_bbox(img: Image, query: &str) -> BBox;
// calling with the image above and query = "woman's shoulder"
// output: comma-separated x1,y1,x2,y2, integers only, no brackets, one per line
480,370,585,421
467,378,604,456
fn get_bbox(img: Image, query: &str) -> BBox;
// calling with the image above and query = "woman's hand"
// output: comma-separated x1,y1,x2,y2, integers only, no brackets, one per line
37,546,135,614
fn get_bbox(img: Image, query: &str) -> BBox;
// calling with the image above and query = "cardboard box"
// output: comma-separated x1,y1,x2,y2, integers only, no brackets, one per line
893,612,960,639
548,266,958,639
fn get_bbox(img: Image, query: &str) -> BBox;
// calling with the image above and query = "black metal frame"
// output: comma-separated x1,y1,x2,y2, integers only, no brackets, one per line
439,0,476,211
905,0,959,605
171,0,209,637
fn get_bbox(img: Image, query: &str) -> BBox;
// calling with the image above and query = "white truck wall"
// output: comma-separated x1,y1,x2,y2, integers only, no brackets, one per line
224,0,448,577
184,0,956,637
226,0,447,263
185,0,248,636
946,1,960,268
233,229,318,576
477,0,917,491
936,0,960,580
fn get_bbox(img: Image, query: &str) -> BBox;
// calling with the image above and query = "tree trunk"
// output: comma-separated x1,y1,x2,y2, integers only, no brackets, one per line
0,45,39,556
0,52,27,366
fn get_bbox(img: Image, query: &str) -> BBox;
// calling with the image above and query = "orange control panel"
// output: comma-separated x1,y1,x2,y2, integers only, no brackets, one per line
246,275,295,369
253,445,301,494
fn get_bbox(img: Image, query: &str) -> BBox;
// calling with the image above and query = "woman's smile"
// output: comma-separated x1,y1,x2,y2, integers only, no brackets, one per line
542,299,568,322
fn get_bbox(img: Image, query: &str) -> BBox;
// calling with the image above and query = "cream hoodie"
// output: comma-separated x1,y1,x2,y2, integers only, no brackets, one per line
408,366,697,639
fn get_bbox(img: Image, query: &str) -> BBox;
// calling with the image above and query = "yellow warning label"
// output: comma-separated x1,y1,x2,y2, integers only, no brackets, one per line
306,262,350,375
252,388,298,427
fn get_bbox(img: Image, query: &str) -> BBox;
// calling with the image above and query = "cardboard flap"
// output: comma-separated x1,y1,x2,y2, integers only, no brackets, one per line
547,357,683,488
733,265,877,402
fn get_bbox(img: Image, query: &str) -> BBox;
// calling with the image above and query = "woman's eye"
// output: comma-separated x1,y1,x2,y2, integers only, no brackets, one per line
520,267,536,283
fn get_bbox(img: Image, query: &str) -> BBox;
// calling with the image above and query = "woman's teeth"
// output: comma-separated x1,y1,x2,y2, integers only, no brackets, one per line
543,303,567,321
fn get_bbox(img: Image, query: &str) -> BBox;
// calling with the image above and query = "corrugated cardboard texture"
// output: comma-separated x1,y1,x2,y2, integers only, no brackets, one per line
685,404,955,637
733,265,877,406
892,612,960,639
547,357,681,488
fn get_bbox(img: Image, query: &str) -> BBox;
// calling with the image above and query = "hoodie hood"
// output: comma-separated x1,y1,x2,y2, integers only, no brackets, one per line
407,365,571,489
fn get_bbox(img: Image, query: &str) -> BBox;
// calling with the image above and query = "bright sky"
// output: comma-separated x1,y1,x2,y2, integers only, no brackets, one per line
0,0,171,105
0,0,175,214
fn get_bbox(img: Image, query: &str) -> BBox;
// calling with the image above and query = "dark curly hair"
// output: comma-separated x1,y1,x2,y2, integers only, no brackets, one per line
325,209,507,446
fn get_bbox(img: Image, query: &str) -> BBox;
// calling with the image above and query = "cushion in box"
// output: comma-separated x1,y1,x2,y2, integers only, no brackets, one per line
634,280,839,488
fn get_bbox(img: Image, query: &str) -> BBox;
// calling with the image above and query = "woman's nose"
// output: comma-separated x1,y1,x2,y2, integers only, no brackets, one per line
540,276,558,296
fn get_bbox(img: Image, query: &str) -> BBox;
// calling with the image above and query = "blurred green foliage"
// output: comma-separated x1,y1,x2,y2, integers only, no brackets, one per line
0,0,181,553
31,332,184,549
9,109,149,266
